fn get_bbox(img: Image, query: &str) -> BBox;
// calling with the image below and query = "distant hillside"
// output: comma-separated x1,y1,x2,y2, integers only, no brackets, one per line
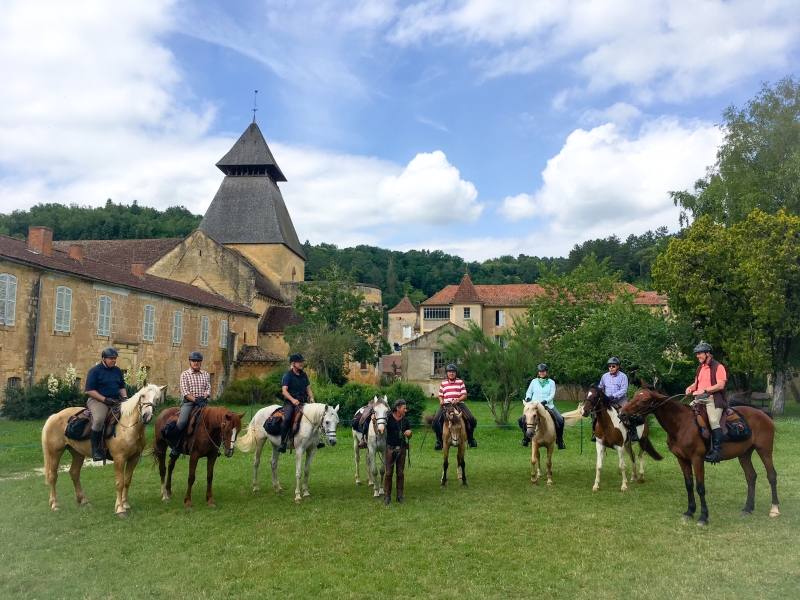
0,200,202,240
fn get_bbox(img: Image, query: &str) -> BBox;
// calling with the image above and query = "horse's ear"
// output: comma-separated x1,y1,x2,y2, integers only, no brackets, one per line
238,411,247,419
159,385,167,392
383,395,387,402
334,404,340,412
640,379,649,388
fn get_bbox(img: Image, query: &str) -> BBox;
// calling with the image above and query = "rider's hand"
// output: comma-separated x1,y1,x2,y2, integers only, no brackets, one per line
692,389,705,396
686,386,694,395
293,399,300,407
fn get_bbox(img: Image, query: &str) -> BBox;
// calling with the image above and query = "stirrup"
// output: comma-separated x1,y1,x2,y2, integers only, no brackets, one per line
434,440,443,451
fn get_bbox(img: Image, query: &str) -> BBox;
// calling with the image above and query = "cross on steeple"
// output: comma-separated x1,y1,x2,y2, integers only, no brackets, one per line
252,90,258,123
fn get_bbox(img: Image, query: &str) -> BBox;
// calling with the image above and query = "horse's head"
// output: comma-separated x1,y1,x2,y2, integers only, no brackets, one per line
443,404,464,447
372,395,390,435
581,385,608,418
122,383,165,425
321,404,340,447
523,402,542,440
220,411,246,458
620,387,666,423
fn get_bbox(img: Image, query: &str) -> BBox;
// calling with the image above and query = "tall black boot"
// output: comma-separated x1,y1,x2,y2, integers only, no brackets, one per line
590,417,597,442
705,428,723,464
89,430,104,461
468,425,478,448
278,426,290,453
169,430,184,459
628,423,640,443
555,420,566,450
434,424,443,451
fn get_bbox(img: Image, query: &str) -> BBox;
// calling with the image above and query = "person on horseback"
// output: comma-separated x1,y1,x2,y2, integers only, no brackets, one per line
434,364,477,450
686,342,728,464
84,347,128,461
519,364,565,449
593,357,633,442
172,351,211,459
278,353,316,454
384,399,412,505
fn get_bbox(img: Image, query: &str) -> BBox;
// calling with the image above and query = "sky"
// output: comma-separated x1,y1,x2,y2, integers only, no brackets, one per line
1,0,798,260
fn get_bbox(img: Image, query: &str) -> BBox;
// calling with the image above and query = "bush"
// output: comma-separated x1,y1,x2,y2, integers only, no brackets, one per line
379,381,426,424
2,377,84,420
217,374,282,406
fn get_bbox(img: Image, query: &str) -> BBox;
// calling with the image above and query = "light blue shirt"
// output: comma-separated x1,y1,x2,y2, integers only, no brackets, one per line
524,378,556,409
599,371,628,400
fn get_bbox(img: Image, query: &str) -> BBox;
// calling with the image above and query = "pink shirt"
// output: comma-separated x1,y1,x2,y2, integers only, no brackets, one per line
696,363,726,391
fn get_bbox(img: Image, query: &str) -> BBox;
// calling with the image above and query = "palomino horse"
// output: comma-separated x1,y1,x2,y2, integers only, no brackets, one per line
581,385,663,491
152,406,245,509
41,383,164,517
522,402,582,486
352,396,390,497
425,404,467,487
620,386,779,526
235,403,340,503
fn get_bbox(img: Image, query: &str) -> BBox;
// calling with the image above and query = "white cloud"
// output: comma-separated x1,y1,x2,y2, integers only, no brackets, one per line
499,116,721,255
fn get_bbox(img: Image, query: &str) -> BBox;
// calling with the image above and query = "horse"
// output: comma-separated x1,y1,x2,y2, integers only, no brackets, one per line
424,404,467,487
41,383,164,517
235,403,340,503
581,385,663,492
620,386,779,526
352,396,390,497
152,406,245,509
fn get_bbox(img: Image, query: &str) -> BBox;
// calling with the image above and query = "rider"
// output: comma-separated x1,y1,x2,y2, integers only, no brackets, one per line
593,357,632,442
519,364,565,449
685,342,728,464
383,399,412,505
434,364,478,450
85,347,128,461
278,353,316,454
173,351,211,459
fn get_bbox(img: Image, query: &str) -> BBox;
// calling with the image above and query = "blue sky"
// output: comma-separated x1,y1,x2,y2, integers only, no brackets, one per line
1,0,798,259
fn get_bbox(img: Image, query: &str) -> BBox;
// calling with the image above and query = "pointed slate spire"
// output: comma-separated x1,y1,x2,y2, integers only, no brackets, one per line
451,273,482,303
215,122,286,182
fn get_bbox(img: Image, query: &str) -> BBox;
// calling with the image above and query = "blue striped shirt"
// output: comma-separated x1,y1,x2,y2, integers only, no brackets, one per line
599,371,628,401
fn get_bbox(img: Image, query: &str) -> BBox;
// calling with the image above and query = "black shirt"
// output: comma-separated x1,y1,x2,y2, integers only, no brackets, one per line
85,363,125,398
387,413,410,447
281,369,310,402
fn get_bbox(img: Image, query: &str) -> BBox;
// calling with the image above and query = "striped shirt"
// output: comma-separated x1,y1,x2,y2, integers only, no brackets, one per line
599,371,628,401
438,378,467,404
180,369,211,399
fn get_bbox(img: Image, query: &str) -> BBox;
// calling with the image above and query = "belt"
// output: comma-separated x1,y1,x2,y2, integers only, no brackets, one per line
387,445,405,450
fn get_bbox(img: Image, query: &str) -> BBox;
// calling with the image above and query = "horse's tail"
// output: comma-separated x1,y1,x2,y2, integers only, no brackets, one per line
561,407,584,426
235,418,260,453
641,436,663,461
41,414,57,479
422,413,435,428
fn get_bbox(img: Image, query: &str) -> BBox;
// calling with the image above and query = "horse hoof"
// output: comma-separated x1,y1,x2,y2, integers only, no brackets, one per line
356,481,362,486
740,509,752,516
441,483,446,488
184,504,193,510
295,498,302,504
682,513,694,521
770,505,780,517
592,486,599,492
547,481,553,486
621,485,628,492
462,483,468,488
276,488,284,495
697,519,708,527
116,511,128,519
208,503,217,509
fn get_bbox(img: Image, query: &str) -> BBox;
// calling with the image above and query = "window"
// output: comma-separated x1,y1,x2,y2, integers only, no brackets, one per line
403,325,411,339
0,273,17,326
463,307,471,320
54,286,72,332
200,316,209,346
424,307,450,320
360,360,367,370
433,351,446,376
143,305,155,341
495,310,505,327
172,310,183,344
97,295,111,336
7,377,21,388
220,319,228,348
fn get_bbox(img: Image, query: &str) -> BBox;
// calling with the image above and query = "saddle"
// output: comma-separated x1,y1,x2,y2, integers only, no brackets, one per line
693,405,752,443
264,405,304,437
64,405,123,460
160,405,205,454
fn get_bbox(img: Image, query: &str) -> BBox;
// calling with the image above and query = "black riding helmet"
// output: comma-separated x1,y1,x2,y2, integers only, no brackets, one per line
693,342,713,354
537,363,548,372
445,364,458,373
101,347,119,359
289,353,305,363
607,357,621,366
189,351,203,361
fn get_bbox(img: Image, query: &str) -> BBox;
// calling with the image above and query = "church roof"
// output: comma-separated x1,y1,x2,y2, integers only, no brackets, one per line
388,296,416,314
52,238,182,269
450,273,482,304
216,122,286,182
259,305,303,333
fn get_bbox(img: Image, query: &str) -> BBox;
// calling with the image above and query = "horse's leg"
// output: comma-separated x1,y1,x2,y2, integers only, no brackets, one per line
693,456,708,526
270,443,283,494
545,442,553,486
616,445,629,491
302,447,315,500
121,453,139,511
635,440,645,483
113,455,128,517
755,444,780,517
252,435,266,493
67,447,90,507
531,442,540,486
368,446,379,497
353,435,362,486
294,446,304,503
738,449,757,515
677,457,696,520
592,442,605,491
459,443,467,488
441,444,449,487
378,448,386,497
44,441,67,510
184,453,199,509
158,444,170,501
206,454,218,508
166,453,178,499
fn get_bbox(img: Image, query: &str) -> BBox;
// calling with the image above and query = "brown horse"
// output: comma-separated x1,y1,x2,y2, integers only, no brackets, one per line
425,404,467,487
41,383,164,517
581,385,663,491
152,406,245,508
620,386,779,526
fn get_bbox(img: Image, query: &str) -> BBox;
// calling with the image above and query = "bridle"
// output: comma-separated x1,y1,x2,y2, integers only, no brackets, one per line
623,390,686,420
444,405,463,445
307,404,338,445
582,388,608,417
371,402,389,435
524,408,540,439
111,392,156,429
195,409,238,456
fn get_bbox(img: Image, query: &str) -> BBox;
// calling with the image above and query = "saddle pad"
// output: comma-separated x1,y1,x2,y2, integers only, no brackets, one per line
694,406,752,443
64,406,121,442
263,407,303,436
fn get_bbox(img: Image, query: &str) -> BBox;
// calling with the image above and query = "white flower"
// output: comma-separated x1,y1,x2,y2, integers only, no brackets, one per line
47,374,59,397
64,364,77,386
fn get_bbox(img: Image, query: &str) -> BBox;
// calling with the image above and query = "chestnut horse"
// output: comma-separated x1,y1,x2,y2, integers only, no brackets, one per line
581,385,663,491
425,404,467,487
620,386,779,526
41,383,164,516
152,406,245,509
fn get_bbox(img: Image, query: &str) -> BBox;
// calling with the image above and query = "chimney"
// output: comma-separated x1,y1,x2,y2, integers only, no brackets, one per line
68,244,84,262
131,262,146,278
28,226,53,256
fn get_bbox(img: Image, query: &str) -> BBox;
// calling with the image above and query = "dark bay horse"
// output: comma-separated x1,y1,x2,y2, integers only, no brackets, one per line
620,387,779,526
152,406,245,509
425,404,467,487
581,385,663,491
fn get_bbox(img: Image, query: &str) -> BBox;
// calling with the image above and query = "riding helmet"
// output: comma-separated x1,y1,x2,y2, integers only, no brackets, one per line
537,363,548,372
693,342,713,354
445,363,458,373
189,351,204,361
289,353,305,363
101,347,119,359
607,357,621,366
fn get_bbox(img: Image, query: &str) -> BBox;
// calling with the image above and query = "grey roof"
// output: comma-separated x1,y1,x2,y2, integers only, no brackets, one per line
216,122,286,182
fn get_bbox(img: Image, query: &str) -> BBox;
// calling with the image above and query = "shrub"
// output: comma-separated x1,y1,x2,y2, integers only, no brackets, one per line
2,377,84,420
379,381,426,424
218,375,282,406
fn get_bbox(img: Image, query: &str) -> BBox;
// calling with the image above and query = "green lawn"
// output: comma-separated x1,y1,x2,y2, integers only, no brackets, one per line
1,399,799,599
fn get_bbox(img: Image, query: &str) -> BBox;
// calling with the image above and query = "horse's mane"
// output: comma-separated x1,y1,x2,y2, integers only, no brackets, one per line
120,383,161,418
303,403,327,421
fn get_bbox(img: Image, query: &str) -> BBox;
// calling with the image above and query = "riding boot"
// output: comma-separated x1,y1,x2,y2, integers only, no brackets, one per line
468,426,478,448
358,429,368,449
434,425,443,451
278,426,290,454
396,474,405,504
590,417,597,442
521,436,529,447
555,420,566,450
169,430,184,459
89,429,104,462
705,428,723,464
628,424,640,443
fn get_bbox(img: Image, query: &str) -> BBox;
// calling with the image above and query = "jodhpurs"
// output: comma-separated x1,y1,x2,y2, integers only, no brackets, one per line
280,399,305,438
434,403,477,433
384,446,407,499
695,396,723,430
87,398,109,432
176,398,196,432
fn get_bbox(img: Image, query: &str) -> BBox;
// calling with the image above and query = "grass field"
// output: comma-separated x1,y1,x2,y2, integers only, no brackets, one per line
1,399,799,599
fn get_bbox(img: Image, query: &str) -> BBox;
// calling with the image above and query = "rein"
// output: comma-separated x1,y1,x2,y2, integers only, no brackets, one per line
625,392,687,419
110,396,154,429
193,408,228,454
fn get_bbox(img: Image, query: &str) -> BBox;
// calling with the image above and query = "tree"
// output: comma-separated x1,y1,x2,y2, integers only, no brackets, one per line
654,210,800,413
671,76,800,227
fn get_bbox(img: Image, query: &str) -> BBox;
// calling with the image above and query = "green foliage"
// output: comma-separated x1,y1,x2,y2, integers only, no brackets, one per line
218,374,282,406
308,378,426,424
671,76,800,227
379,381,426,424
0,200,202,240
2,377,84,420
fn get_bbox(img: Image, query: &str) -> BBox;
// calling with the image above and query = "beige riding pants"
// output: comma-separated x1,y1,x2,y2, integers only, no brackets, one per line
694,396,723,430
86,398,109,432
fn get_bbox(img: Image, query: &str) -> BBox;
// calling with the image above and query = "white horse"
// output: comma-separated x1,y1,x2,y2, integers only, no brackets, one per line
235,403,339,503
352,396,390,497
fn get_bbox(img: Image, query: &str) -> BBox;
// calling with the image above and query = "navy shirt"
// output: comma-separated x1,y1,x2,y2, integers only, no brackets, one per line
281,369,310,402
85,362,125,398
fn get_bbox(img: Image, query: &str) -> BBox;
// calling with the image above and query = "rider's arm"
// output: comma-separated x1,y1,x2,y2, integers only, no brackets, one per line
306,385,315,403
86,390,105,402
544,380,555,404
118,387,128,400
282,385,299,406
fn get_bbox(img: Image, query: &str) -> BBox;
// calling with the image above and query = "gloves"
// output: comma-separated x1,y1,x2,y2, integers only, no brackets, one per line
195,397,209,407
104,396,121,406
